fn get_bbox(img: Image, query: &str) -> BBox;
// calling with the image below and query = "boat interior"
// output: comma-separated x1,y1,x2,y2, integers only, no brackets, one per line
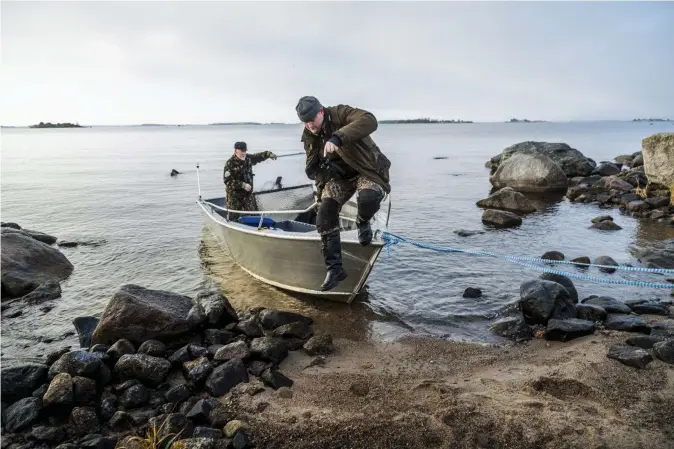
202,182,390,237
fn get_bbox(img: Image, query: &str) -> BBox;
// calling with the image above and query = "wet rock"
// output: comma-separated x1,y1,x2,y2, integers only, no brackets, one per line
592,162,620,177
271,322,314,340
77,434,118,449
476,187,536,214
593,256,619,273
234,316,264,338
193,427,222,439
49,351,104,380
232,430,252,449
148,413,194,440
539,273,577,303
576,304,607,322
91,284,198,346
106,339,136,362
114,354,171,386
99,397,117,421
481,209,522,228
651,320,674,338
205,358,248,397
247,361,272,377
614,155,634,166
31,425,67,443
1,363,48,403
566,184,588,200
186,398,213,425
454,229,485,237
207,405,233,429
1,230,74,299
463,287,482,298
166,384,193,404
591,220,623,231
582,296,631,314
188,303,207,326
633,153,644,167
637,248,674,270
627,200,650,213
72,377,97,405
605,314,651,334
203,329,235,346
109,411,135,431
620,193,642,205
303,334,334,356
628,302,670,316
16,280,62,304
626,335,666,349
490,151,568,193
571,256,591,266
194,286,238,327
546,319,596,342
73,317,100,349
4,397,42,432
541,251,564,261
591,215,613,223
646,196,670,208
183,357,214,385
261,368,294,390
607,345,653,369
43,373,74,407
69,407,100,436
488,316,533,342
1,221,21,229
137,339,167,357
519,280,576,325
258,309,313,330
119,384,150,409
214,341,250,362
250,337,289,364
169,344,209,366
652,339,674,364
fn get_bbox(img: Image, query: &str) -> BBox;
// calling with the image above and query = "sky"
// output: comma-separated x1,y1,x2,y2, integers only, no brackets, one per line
1,1,673,126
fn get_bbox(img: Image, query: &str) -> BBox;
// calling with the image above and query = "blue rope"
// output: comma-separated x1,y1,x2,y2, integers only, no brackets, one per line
380,231,674,289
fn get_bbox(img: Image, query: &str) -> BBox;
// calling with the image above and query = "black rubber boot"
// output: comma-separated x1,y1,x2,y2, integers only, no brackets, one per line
320,230,347,291
357,218,373,246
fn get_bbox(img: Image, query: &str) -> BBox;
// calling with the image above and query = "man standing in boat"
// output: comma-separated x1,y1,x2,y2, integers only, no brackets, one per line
223,141,277,219
296,96,392,291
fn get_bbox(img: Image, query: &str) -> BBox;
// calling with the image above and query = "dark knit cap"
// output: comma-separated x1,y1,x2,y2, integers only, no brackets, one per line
234,141,247,151
296,96,322,122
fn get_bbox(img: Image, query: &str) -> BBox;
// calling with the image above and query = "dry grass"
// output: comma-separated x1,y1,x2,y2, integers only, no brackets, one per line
114,415,185,449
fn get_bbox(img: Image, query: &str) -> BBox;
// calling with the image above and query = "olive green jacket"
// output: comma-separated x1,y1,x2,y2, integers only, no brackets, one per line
301,104,391,193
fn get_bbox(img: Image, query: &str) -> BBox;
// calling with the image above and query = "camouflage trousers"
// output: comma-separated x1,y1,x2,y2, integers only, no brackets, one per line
317,175,385,235
226,191,258,221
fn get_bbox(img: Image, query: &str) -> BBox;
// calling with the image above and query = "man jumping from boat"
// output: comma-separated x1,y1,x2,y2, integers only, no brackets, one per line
223,141,277,219
296,96,392,291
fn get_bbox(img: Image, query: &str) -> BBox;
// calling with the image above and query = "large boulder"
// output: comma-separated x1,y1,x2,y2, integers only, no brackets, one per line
1,230,74,299
518,280,577,325
91,284,198,346
490,152,568,194
476,187,536,214
1,363,48,403
481,209,522,228
642,133,674,188
488,141,595,177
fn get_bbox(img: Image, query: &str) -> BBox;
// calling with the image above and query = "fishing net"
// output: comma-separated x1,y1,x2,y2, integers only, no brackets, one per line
253,183,316,212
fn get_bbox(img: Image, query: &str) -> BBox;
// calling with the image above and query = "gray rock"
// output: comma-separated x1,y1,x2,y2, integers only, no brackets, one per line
69,407,100,437
261,368,294,390
642,132,674,187
628,302,670,316
43,373,73,407
488,316,533,342
633,153,644,167
593,162,620,177
605,314,651,334
541,251,565,261
205,358,248,397
170,438,218,449
182,356,214,385
258,309,313,330
233,430,252,449
576,304,607,322
250,337,289,364
1,363,48,403
73,317,99,349
186,398,213,425
169,344,208,366
539,273,577,303
652,339,674,364
49,351,105,380
582,296,632,314
591,220,623,231
4,396,42,432
109,411,135,432
1,230,74,299
651,320,674,338
571,256,591,266
193,427,223,439
546,318,596,341
272,322,314,340
489,141,594,178
1,222,22,229
137,339,167,357
594,256,619,273
118,384,150,409
637,248,674,270
646,196,670,208
187,303,207,326
114,354,171,386
626,335,666,350
194,286,238,327
31,425,67,443
591,215,613,223
607,345,653,369
481,209,522,228
490,152,568,194
620,193,642,205
15,280,62,304
627,200,650,213
91,284,198,346
476,187,536,213
106,339,136,362
72,376,97,405
462,287,482,298
165,384,192,404
234,316,264,338
204,329,236,346
214,341,251,362
303,334,334,356
519,280,576,325
453,229,485,237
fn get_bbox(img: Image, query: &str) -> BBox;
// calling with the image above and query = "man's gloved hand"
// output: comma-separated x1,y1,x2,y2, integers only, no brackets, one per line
269,152,277,160
242,183,252,192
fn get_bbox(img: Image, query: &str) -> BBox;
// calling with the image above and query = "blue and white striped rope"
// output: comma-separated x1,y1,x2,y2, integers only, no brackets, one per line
380,231,674,289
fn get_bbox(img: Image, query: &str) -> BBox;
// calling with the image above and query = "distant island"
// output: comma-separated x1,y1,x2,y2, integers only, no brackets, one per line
29,122,85,128
379,118,473,124
632,118,672,122
506,118,547,123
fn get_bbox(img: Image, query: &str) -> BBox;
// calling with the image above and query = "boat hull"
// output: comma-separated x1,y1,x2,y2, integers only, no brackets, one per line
198,201,383,303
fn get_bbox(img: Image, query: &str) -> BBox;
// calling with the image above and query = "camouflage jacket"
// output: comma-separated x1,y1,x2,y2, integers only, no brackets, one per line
301,104,391,193
223,151,274,195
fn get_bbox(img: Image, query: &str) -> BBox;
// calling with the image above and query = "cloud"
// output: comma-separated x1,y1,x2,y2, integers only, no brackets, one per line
1,1,673,125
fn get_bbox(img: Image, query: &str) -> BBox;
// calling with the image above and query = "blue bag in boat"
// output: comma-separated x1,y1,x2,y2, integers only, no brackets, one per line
238,216,276,228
